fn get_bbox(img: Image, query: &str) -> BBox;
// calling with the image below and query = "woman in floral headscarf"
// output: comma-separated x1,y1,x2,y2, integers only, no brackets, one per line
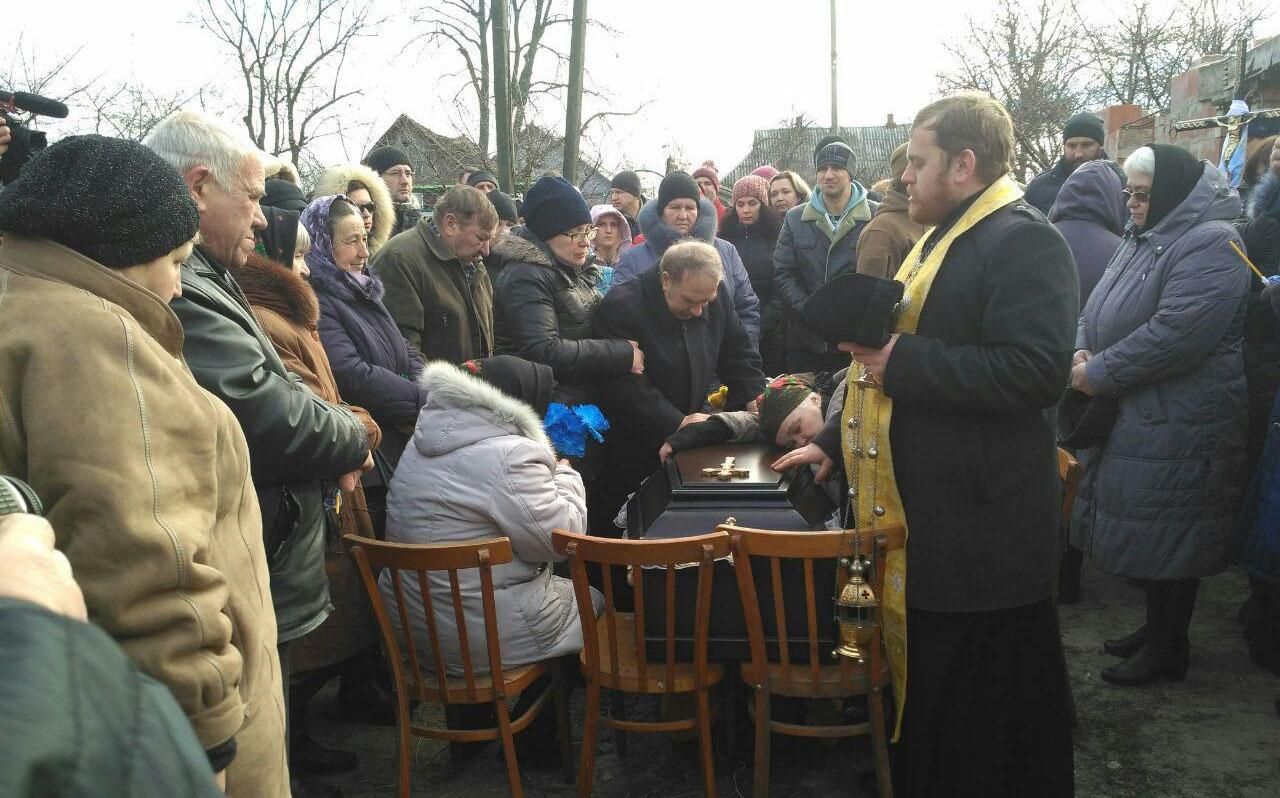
301,195,425,482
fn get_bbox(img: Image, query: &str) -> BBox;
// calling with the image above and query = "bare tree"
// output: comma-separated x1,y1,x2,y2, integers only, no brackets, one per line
0,34,98,128
939,0,1090,177
413,0,642,189
85,85,211,142
1179,0,1268,61
196,0,379,166
1077,1,1187,109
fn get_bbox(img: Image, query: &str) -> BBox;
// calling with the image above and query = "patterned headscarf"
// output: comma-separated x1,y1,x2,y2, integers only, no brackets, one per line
758,373,817,441
300,194,348,275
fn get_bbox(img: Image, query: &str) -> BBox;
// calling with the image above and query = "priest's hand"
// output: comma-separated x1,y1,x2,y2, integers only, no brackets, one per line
839,334,899,383
771,443,834,483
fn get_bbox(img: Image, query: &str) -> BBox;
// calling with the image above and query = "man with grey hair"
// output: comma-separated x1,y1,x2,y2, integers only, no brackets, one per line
145,110,372,797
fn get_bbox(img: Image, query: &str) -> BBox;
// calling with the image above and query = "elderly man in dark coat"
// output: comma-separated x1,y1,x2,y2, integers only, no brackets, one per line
1071,144,1248,686
593,240,765,528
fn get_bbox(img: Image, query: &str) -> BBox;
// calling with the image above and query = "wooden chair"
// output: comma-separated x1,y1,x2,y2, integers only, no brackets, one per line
723,523,906,798
344,534,573,798
1058,448,1081,528
552,529,732,798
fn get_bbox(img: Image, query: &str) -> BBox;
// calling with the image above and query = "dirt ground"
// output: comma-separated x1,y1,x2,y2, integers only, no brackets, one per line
317,564,1280,797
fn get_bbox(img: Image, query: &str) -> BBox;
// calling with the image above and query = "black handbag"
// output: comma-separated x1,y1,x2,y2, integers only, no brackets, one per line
1057,389,1119,449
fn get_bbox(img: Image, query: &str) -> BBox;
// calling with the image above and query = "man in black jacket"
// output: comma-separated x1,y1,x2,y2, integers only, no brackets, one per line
1025,111,1121,214
594,240,765,526
146,111,372,797
776,94,1077,796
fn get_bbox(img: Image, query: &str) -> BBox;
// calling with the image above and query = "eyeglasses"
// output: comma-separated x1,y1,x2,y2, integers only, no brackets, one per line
356,202,376,214
1121,189,1151,204
563,226,598,244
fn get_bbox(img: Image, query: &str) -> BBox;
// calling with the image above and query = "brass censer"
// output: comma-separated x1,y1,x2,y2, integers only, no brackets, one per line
833,552,878,662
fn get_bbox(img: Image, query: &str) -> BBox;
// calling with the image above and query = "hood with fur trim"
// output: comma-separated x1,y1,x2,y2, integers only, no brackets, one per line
636,195,718,256
414,360,550,456
232,252,319,328
311,163,395,255
1249,169,1280,219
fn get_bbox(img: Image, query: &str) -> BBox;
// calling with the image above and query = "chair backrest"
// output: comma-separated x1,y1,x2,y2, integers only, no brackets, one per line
344,534,515,704
1058,448,1081,529
724,524,906,688
552,529,731,693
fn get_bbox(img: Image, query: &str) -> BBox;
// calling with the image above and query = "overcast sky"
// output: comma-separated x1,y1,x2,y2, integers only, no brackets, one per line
6,0,1277,193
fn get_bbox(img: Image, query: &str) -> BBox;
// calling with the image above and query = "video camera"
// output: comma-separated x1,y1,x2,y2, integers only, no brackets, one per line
0,475,42,517
0,90,69,185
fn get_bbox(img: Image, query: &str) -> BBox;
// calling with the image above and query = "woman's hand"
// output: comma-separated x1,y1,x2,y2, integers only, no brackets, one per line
1070,361,1094,395
1072,349,1092,368
629,340,645,375
771,443,834,483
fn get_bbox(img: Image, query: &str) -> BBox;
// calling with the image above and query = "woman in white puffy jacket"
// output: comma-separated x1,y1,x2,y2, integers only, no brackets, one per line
380,357,601,673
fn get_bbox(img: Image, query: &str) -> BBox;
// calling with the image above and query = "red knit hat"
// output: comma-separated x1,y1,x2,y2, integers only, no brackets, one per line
731,175,769,207
692,160,720,194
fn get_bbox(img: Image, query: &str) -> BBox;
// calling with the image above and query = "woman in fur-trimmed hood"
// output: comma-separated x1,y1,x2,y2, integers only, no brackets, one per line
312,163,395,255
381,360,601,672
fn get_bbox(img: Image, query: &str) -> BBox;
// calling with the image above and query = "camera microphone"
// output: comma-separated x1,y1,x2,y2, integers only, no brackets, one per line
0,91,69,120
0,476,44,517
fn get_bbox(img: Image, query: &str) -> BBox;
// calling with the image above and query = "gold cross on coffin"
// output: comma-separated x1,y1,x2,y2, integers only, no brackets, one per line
702,456,750,481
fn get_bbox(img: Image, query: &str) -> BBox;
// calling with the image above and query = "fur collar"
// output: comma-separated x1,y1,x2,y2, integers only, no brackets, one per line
307,253,387,304
491,228,556,269
637,196,718,255
1249,170,1280,219
312,163,395,255
232,252,320,328
418,360,550,448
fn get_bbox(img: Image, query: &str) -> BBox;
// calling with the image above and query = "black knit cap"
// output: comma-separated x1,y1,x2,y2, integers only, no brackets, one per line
462,356,555,416
487,190,519,223
657,171,700,212
610,170,642,198
1143,144,1204,232
0,134,199,268
523,176,591,241
257,207,300,266
467,171,499,189
262,178,307,213
1062,112,1105,145
815,140,855,172
363,146,412,175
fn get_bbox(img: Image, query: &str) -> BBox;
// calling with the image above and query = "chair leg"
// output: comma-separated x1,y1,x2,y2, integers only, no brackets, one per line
867,686,893,798
494,698,524,798
695,686,716,797
753,685,771,798
396,694,412,798
610,689,628,756
551,659,576,784
579,682,602,798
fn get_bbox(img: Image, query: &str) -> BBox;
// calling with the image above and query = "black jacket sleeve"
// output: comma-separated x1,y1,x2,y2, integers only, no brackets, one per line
882,221,1077,413
594,293,687,438
172,282,369,486
497,267,634,378
716,294,766,410
772,213,813,319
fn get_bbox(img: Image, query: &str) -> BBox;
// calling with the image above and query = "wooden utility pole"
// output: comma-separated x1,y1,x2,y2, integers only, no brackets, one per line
492,0,514,191
562,0,588,182
829,0,839,131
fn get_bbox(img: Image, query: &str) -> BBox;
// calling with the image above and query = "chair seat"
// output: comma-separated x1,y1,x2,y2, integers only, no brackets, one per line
408,661,546,704
584,613,725,693
739,658,890,699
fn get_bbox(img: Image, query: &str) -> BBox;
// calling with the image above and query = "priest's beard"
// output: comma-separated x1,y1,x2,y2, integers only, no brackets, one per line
907,176,963,227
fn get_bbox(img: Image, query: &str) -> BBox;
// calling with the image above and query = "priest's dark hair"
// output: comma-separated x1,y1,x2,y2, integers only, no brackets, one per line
912,93,1015,184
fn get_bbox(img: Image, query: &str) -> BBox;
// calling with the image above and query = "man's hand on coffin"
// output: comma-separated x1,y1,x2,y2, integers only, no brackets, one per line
659,442,674,462
771,442,834,483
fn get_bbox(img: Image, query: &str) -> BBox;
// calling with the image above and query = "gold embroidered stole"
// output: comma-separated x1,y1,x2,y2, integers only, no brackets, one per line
840,176,1025,739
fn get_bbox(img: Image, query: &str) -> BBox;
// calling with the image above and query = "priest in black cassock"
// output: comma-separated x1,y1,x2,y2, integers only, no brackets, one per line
776,93,1077,796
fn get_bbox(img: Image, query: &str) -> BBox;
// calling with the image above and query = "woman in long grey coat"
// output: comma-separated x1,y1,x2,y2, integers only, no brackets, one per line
1071,144,1249,686
380,359,601,672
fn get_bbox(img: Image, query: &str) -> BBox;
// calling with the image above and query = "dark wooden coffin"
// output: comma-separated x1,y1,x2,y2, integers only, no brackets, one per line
627,442,838,661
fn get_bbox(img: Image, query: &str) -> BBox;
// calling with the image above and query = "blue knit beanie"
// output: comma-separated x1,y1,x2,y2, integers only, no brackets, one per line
523,176,591,241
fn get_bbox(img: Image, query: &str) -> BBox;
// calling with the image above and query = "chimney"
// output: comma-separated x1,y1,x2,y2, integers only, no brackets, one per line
885,113,896,128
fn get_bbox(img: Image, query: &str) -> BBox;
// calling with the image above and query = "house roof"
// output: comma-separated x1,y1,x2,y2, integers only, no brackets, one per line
724,121,910,187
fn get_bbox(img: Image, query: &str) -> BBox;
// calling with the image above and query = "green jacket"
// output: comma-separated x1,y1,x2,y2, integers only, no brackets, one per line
0,599,223,797
370,219,494,364
172,247,369,642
